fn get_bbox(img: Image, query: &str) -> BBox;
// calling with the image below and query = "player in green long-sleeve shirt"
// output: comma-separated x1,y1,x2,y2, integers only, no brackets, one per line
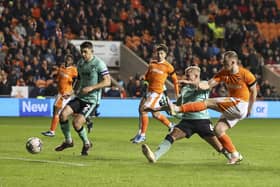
142,66,230,163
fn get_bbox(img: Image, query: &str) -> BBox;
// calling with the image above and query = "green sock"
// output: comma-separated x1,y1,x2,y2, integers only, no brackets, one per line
154,139,172,161
60,120,72,143
77,127,90,145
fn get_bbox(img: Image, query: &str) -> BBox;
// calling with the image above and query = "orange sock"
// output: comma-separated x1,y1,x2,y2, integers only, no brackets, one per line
218,134,237,153
50,115,59,132
155,114,171,127
180,101,207,113
140,114,149,135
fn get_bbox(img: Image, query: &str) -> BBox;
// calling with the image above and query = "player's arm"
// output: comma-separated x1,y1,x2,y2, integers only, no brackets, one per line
180,78,218,90
81,74,111,94
247,82,257,117
170,71,179,98
72,76,79,93
200,78,219,90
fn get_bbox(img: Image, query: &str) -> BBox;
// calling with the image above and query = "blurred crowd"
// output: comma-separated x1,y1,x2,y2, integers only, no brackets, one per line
0,0,280,100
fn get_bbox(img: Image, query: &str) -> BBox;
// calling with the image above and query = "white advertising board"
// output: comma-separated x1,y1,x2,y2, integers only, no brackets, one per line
70,40,121,67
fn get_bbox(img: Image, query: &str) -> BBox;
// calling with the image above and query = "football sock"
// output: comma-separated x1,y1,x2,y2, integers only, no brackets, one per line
60,120,72,143
137,114,142,133
220,148,231,159
218,134,237,153
155,114,171,127
140,114,149,135
154,135,174,160
75,126,90,145
180,101,207,113
50,114,59,132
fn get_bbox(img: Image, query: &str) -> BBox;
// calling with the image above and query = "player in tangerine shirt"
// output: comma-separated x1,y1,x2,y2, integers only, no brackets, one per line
150,51,257,164
131,44,179,143
42,54,78,137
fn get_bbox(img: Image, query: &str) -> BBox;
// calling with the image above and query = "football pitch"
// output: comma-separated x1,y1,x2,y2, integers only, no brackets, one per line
0,117,279,187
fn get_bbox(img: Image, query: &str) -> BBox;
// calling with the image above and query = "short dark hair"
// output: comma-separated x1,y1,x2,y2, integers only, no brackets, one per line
80,41,93,50
64,54,73,61
156,44,168,54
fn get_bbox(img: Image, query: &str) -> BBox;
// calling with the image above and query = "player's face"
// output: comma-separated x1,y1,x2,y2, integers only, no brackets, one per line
222,57,233,71
60,62,65,68
81,47,93,62
185,70,196,81
65,57,73,67
157,50,166,62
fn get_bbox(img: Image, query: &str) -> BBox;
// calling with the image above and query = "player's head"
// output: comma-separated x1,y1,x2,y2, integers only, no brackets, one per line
64,54,74,67
80,41,94,61
185,66,201,81
156,44,168,62
222,51,238,71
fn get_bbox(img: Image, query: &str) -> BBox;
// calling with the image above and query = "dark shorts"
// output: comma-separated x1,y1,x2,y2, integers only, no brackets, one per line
67,97,97,118
175,119,215,138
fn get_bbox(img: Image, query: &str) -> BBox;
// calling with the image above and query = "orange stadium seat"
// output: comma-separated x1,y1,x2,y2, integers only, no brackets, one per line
276,0,280,9
131,0,142,9
277,24,280,36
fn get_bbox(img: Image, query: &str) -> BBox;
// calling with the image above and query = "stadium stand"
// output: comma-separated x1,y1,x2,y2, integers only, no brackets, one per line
0,0,279,100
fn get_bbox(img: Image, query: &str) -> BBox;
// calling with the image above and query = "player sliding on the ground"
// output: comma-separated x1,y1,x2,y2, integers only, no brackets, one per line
142,66,231,164
145,51,257,164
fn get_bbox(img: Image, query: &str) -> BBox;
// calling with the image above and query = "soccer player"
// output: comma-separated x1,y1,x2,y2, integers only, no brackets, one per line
55,41,111,156
142,66,230,163
41,54,77,137
131,44,179,144
152,51,257,164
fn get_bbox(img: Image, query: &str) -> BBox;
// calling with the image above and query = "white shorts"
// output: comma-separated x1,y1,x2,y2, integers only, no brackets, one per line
143,92,165,109
216,97,248,128
53,94,73,115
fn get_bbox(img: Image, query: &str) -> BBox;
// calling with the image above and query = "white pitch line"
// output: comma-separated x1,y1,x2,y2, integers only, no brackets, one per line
0,156,87,167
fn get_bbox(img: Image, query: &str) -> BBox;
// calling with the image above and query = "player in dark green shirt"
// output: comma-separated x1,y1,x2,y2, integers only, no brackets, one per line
142,66,230,163
55,41,111,156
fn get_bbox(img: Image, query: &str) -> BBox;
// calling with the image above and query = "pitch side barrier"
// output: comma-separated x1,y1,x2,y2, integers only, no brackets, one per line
0,98,278,118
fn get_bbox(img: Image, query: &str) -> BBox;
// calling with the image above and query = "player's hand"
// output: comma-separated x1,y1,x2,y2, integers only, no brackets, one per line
178,80,194,85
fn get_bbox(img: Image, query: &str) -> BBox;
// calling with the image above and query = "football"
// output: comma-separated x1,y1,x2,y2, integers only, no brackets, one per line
26,137,43,154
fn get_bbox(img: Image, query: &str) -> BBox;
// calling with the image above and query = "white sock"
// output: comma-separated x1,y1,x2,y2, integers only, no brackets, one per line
168,123,173,128
174,105,180,112
154,139,172,160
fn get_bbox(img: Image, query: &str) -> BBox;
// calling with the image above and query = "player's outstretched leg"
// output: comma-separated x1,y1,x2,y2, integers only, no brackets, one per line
142,144,156,163
228,152,243,165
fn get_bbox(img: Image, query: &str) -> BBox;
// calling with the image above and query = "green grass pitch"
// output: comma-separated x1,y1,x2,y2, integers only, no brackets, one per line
0,117,279,187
